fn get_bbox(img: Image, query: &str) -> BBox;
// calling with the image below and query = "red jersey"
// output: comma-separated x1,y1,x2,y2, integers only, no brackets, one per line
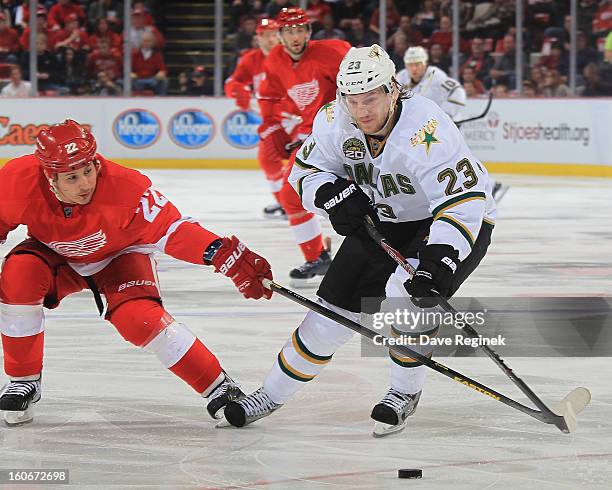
0,156,218,276
259,39,350,136
224,48,267,99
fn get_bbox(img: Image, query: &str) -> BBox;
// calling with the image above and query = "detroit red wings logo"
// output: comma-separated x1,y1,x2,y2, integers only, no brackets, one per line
47,229,107,257
287,79,320,111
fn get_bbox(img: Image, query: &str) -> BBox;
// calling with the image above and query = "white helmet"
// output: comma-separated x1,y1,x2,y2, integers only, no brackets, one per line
336,44,396,95
403,46,428,65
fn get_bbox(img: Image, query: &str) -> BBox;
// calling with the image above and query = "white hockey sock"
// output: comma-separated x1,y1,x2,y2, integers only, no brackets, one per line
263,299,357,404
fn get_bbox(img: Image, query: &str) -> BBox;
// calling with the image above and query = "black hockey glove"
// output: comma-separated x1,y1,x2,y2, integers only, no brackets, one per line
314,178,380,238
406,244,459,308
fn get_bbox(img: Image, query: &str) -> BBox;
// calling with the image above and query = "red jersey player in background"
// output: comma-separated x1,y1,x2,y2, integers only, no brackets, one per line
258,7,350,286
0,120,273,426
224,18,291,219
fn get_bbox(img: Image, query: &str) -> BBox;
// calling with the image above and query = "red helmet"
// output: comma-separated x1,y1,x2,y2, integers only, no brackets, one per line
256,17,279,34
35,119,97,174
276,7,310,29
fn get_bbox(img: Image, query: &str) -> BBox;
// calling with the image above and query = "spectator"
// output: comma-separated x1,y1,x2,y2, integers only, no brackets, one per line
229,0,266,31
413,0,437,37
576,31,601,73
344,17,377,47
460,37,493,81
429,42,451,72
188,65,213,96
0,65,31,97
89,17,122,52
335,0,365,30
47,0,86,32
461,65,485,94
529,65,547,93
577,0,599,35
57,46,87,94
492,82,509,97
87,0,124,30
489,34,526,88
20,6,52,51
20,33,64,94
133,2,155,26
387,15,423,52
522,79,538,97
267,0,293,20
87,37,122,82
428,15,468,54
539,41,568,76
131,31,167,95
592,0,612,36
306,0,332,31
53,13,90,54
0,12,19,63
129,7,164,50
389,33,408,71
313,14,345,40
463,80,478,97
176,70,191,95
369,0,401,34
234,16,257,54
91,68,121,95
606,30,612,63
541,68,571,96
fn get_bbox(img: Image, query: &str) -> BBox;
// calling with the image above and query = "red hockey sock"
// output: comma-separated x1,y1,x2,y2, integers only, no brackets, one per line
300,234,325,262
169,339,222,394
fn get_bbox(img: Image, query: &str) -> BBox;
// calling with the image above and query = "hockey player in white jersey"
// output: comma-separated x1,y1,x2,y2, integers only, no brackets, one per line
396,46,466,120
224,45,496,436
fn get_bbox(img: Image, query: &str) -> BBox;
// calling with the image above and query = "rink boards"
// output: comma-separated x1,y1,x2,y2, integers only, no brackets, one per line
0,97,611,177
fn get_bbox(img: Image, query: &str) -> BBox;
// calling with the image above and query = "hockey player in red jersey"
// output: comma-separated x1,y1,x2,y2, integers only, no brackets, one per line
224,18,289,219
0,120,273,426
258,7,351,286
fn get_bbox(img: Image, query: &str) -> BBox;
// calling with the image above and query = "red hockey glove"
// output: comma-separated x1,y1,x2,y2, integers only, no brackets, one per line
233,85,252,111
209,236,273,300
258,122,291,159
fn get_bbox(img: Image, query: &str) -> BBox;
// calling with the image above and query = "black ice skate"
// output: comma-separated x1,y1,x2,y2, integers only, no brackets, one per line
371,388,421,437
263,203,287,220
206,373,245,420
223,387,282,427
0,378,42,427
492,181,509,202
289,249,332,288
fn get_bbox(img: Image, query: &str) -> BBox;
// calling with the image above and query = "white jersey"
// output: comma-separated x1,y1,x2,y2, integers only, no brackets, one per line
289,95,496,260
396,65,466,119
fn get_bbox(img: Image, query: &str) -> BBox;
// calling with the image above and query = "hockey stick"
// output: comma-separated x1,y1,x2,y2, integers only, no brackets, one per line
454,91,493,126
262,278,588,432
361,215,591,433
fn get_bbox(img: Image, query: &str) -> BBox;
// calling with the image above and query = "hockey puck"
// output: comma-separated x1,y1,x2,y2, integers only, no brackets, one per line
398,469,422,479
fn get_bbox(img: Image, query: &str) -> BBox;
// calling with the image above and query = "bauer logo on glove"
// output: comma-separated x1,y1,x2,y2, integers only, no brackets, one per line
323,183,357,211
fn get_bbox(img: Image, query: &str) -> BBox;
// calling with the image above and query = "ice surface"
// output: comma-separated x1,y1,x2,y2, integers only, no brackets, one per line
0,171,610,488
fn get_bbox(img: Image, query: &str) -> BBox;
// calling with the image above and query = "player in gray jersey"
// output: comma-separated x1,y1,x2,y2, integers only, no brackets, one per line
224,45,496,437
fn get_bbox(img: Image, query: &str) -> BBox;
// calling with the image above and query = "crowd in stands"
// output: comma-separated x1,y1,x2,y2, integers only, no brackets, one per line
229,0,612,97
0,0,169,96
1,0,610,97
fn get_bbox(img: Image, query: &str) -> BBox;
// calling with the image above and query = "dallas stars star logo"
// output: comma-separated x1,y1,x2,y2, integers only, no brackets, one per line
421,128,439,155
410,119,441,156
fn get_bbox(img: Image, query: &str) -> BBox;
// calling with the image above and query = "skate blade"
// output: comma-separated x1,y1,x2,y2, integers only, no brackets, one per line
4,407,34,427
372,420,408,438
493,184,510,203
